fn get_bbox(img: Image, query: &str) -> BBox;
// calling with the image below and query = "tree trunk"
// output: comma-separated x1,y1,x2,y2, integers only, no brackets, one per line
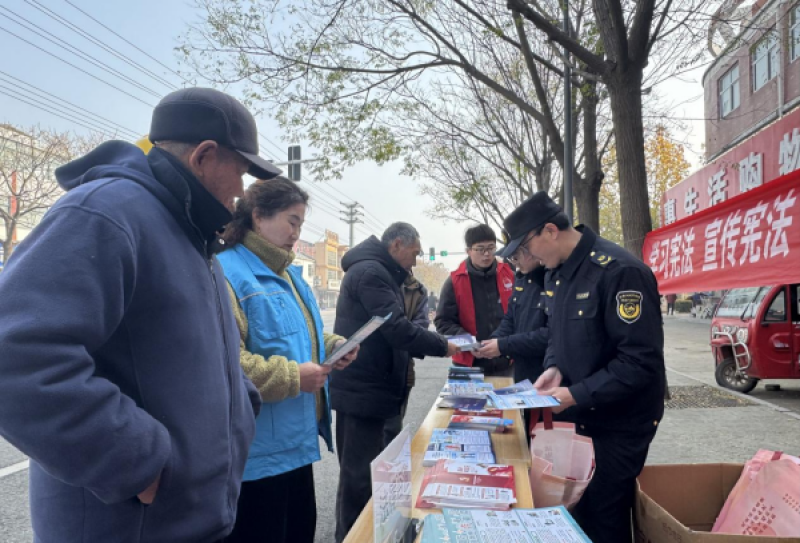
2,239,12,265
606,69,652,258
574,82,602,232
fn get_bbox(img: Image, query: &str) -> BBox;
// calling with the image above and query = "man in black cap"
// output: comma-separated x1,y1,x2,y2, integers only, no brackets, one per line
501,192,665,543
0,88,275,542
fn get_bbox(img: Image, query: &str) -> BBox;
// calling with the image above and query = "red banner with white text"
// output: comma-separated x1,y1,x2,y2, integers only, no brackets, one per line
644,169,800,294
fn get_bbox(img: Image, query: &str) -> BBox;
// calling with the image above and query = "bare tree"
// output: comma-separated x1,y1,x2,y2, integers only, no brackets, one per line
179,0,615,230
0,125,106,262
508,0,714,255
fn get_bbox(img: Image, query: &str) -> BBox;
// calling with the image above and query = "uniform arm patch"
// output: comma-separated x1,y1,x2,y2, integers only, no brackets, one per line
616,290,642,324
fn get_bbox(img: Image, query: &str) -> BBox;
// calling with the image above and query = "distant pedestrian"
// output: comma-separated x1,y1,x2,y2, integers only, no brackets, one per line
666,293,678,315
691,292,703,317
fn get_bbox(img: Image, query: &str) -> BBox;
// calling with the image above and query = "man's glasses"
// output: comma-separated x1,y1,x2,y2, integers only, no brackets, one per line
507,231,538,263
470,245,496,255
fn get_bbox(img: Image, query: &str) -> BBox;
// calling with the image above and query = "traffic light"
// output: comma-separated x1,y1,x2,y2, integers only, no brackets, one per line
429,247,435,261
288,145,301,181
440,250,448,257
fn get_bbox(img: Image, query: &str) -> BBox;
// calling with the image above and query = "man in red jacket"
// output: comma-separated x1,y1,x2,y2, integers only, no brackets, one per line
435,224,515,375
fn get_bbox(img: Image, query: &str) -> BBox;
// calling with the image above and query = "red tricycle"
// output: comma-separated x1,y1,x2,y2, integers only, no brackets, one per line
711,285,800,393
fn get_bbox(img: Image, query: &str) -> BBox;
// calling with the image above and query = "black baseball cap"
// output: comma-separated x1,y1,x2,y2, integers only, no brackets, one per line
149,88,282,180
496,191,562,258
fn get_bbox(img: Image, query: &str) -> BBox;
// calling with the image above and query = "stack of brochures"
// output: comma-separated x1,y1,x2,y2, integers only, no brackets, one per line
440,381,494,396
447,366,484,381
424,429,496,467
454,408,504,417
436,395,488,411
487,379,561,410
417,460,517,511
421,507,592,543
448,415,514,433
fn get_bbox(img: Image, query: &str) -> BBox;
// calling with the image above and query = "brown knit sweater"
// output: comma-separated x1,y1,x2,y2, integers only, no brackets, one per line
225,231,343,418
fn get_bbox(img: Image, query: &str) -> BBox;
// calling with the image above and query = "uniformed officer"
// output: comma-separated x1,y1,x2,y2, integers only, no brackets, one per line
475,232,548,386
502,192,665,543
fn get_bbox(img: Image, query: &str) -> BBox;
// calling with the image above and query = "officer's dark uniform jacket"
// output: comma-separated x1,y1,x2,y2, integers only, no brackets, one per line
544,226,665,434
491,266,549,384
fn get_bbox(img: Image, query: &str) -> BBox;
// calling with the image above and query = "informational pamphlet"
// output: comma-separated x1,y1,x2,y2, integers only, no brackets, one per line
420,507,592,543
436,396,489,411
425,429,496,466
488,380,561,410
430,428,492,445
441,382,494,396
417,460,516,510
371,426,412,543
446,334,482,351
448,415,514,433
323,312,391,366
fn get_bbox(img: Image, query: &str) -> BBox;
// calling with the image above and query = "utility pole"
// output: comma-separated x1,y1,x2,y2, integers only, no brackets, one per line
339,202,363,247
562,0,574,223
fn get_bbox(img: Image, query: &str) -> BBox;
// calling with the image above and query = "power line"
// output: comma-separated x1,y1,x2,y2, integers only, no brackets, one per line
61,0,190,85
0,71,140,138
23,0,178,91
0,88,121,138
0,7,161,98
0,24,154,107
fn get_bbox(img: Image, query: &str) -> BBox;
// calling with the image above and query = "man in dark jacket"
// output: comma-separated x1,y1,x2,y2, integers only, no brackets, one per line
507,192,665,543
331,223,458,542
476,261,549,386
435,224,515,375
0,88,272,542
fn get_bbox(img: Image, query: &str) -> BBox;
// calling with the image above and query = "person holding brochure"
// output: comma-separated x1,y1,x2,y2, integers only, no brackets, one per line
435,224,515,375
331,222,459,542
502,192,665,543
217,177,358,543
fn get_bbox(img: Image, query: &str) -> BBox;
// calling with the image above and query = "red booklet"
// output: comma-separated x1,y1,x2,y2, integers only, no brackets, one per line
453,408,504,418
416,460,516,510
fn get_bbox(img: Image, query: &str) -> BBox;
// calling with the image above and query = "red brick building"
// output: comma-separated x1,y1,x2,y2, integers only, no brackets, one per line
662,0,800,224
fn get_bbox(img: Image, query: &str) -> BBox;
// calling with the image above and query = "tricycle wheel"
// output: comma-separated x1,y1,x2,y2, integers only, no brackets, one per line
714,358,758,394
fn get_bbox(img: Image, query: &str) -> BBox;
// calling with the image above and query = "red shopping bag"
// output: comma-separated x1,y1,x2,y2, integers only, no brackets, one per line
528,408,595,510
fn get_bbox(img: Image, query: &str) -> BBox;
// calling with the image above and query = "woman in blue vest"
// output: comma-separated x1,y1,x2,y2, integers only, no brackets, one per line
218,177,358,543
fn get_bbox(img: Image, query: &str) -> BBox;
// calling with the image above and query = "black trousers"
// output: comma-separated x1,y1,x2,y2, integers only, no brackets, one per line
571,427,657,543
334,411,386,543
225,464,316,543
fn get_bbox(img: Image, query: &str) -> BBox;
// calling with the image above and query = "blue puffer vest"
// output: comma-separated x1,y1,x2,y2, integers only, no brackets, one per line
218,244,334,481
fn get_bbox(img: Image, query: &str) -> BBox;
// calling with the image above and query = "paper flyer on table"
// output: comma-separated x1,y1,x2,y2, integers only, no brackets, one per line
435,507,592,543
488,380,560,410
322,312,391,366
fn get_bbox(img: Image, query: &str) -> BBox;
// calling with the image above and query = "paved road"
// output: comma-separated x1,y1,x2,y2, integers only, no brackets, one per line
2,312,800,542
663,314,800,413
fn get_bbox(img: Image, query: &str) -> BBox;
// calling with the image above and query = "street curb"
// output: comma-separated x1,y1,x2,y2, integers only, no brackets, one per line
666,367,800,422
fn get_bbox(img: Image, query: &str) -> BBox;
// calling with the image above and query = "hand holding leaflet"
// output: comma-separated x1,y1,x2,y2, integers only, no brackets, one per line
322,312,391,366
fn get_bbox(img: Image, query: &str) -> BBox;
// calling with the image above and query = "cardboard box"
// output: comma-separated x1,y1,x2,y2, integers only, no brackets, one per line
635,463,800,543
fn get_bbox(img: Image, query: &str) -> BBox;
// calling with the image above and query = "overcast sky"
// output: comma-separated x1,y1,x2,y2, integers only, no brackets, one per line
0,0,708,270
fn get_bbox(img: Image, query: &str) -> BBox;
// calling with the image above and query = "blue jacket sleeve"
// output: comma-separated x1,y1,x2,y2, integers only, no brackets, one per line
411,289,430,328
0,205,171,504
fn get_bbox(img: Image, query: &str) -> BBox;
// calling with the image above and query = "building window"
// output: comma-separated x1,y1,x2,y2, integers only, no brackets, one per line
792,5,800,62
718,65,740,118
327,270,337,282
751,29,779,91
327,250,337,267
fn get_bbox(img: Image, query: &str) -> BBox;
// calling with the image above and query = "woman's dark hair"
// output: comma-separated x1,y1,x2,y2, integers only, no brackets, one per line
464,223,497,247
220,176,309,247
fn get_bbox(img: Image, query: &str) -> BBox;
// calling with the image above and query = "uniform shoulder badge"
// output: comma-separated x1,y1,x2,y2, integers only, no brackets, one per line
590,250,615,267
617,291,642,324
